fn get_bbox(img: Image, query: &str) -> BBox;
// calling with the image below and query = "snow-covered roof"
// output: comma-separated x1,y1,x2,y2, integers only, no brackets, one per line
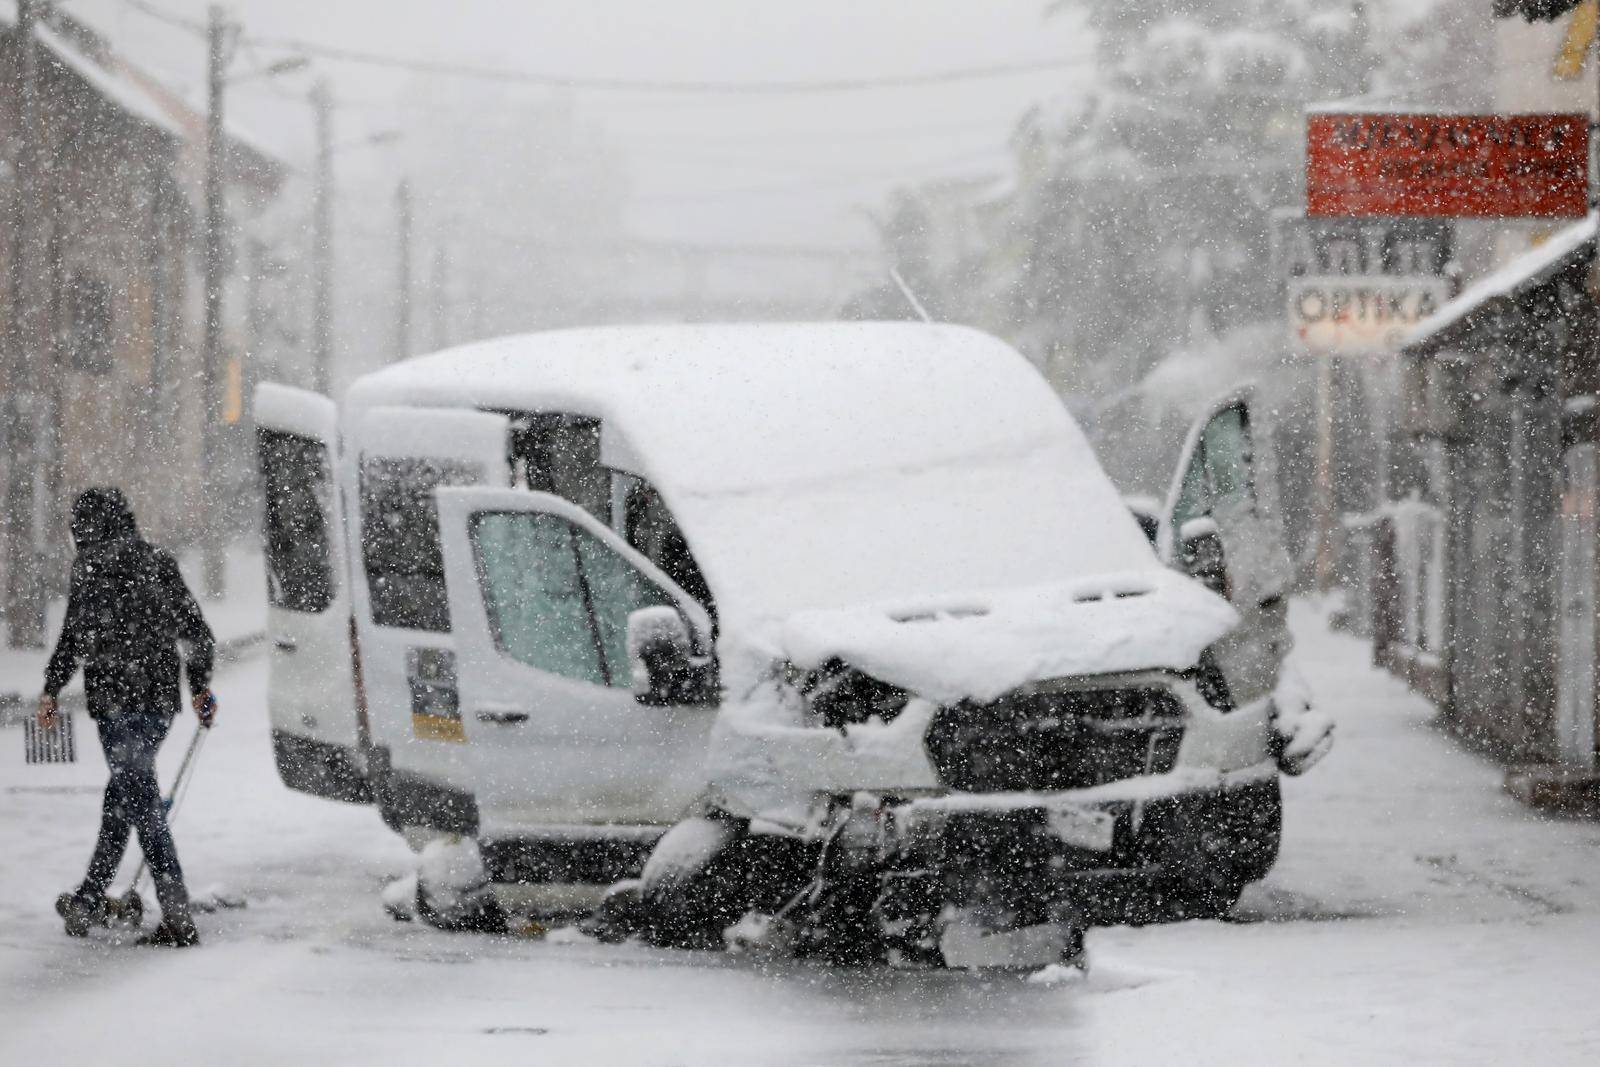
346,322,1160,631
1405,213,1596,355
0,3,283,180
0,2,182,139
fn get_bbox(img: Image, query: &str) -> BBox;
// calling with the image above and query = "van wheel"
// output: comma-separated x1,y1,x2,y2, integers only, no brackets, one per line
637,814,816,950
414,837,508,934
637,815,744,949
1141,779,1283,922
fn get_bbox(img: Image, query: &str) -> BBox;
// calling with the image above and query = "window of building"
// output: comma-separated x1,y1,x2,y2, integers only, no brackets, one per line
67,271,114,375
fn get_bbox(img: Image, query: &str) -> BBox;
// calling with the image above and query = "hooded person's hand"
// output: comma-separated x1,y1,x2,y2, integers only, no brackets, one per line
193,689,217,728
36,693,59,730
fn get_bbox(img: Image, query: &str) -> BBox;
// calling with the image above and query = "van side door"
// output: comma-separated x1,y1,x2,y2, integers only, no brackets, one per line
1161,391,1295,706
435,487,718,840
349,406,511,834
254,383,368,803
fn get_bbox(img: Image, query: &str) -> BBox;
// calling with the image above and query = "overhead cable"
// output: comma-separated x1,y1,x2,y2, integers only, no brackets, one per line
235,33,1086,95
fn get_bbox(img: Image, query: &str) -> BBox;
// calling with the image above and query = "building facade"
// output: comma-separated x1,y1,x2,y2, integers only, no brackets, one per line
0,5,282,626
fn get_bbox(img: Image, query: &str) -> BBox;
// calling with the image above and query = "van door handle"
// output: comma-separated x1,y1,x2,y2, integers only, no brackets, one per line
475,708,530,725
274,638,298,653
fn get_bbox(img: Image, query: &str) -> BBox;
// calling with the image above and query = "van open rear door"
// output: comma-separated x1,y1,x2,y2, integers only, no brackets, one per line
349,406,512,837
255,383,369,803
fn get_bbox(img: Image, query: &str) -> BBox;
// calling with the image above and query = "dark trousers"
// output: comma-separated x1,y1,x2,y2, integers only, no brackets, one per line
79,712,189,915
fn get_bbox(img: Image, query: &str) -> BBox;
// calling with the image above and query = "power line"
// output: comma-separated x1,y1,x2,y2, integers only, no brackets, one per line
635,149,1008,205
116,0,206,37
237,31,1088,95
618,119,1019,147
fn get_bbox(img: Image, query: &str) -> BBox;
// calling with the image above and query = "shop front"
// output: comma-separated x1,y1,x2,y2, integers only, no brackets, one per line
1394,218,1598,776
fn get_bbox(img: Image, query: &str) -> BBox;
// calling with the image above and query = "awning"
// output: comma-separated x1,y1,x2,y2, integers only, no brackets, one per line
1405,213,1597,357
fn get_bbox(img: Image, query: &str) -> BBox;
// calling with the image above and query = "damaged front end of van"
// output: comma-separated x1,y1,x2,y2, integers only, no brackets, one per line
616,569,1333,971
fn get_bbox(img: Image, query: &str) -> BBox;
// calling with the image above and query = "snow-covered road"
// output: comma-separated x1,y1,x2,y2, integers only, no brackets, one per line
3,601,1599,1066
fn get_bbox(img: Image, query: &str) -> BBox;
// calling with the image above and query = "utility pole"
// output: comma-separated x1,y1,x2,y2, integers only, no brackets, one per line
246,237,266,371
4,0,47,647
199,4,231,599
430,244,449,351
1313,352,1335,591
311,79,333,394
396,177,412,360
470,270,485,340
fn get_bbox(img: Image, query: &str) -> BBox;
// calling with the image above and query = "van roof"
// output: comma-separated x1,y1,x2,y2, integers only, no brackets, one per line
351,321,1002,424
346,321,1158,631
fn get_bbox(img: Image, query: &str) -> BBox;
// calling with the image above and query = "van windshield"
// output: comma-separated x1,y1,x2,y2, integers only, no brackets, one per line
668,432,1157,628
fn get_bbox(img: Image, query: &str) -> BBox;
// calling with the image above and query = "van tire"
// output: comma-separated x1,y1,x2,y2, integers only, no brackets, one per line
1152,778,1283,921
415,873,508,935
637,814,817,950
637,815,744,949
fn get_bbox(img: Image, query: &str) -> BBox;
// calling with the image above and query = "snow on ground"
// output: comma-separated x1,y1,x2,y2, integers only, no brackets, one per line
2,600,1600,1065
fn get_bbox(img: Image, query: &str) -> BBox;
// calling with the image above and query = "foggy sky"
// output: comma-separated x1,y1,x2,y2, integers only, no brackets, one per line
66,0,1095,248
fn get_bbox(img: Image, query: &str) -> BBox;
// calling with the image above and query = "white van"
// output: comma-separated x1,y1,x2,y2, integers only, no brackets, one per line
256,322,1331,951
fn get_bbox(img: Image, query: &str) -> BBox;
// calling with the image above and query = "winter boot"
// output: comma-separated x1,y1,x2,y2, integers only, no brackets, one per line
137,909,200,948
140,876,199,947
55,890,108,937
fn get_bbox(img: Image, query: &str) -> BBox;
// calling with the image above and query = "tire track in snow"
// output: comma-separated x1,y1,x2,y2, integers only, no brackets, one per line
1416,853,1571,918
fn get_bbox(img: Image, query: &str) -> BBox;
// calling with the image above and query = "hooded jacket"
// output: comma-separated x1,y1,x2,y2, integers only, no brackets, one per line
43,488,215,719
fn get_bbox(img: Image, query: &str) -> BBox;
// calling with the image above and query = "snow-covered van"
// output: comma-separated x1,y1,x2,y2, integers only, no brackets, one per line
255,322,1331,962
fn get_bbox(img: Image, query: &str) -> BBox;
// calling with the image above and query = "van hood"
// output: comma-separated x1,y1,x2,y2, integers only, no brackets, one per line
775,568,1237,705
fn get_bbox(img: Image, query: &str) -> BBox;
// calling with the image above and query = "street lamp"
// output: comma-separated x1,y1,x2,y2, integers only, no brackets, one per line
230,55,311,84
335,130,402,151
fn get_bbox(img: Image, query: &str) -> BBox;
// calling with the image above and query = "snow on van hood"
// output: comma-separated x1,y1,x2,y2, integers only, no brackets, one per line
776,568,1238,705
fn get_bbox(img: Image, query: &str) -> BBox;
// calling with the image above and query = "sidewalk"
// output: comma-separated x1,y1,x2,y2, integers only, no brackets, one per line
0,543,267,719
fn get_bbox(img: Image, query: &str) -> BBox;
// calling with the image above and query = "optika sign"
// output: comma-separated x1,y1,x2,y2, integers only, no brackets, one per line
1306,112,1588,219
1275,214,1453,356
1290,285,1443,353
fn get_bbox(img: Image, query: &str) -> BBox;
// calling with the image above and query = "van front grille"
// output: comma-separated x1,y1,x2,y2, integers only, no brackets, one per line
923,686,1186,793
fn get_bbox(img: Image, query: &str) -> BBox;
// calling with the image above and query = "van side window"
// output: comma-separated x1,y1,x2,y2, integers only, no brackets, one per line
360,457,479,632
573,528,679,685
1172,404,1255,533
472,512,606,685
620,478,715,618
510,414,610,524
1201,406,1254,506
258,429,335,613
469,510,675,687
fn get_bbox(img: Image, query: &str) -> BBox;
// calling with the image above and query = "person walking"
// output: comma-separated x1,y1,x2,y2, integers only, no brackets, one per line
36,488,217,947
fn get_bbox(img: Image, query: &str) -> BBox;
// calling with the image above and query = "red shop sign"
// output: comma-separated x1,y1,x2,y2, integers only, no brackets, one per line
1306,112,1589,219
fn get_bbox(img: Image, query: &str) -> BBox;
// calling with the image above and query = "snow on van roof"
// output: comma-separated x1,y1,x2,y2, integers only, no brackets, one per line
348,322,1159,630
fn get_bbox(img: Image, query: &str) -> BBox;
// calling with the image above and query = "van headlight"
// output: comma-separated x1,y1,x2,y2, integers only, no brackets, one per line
787,658,910,730
1190,649,1235,712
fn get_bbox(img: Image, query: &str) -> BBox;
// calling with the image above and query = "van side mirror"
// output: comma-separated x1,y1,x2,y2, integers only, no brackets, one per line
627,606,715,706
1179,516,1229,599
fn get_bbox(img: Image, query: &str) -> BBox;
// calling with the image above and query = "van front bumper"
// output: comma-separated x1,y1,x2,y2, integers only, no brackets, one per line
832,761,1280,926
